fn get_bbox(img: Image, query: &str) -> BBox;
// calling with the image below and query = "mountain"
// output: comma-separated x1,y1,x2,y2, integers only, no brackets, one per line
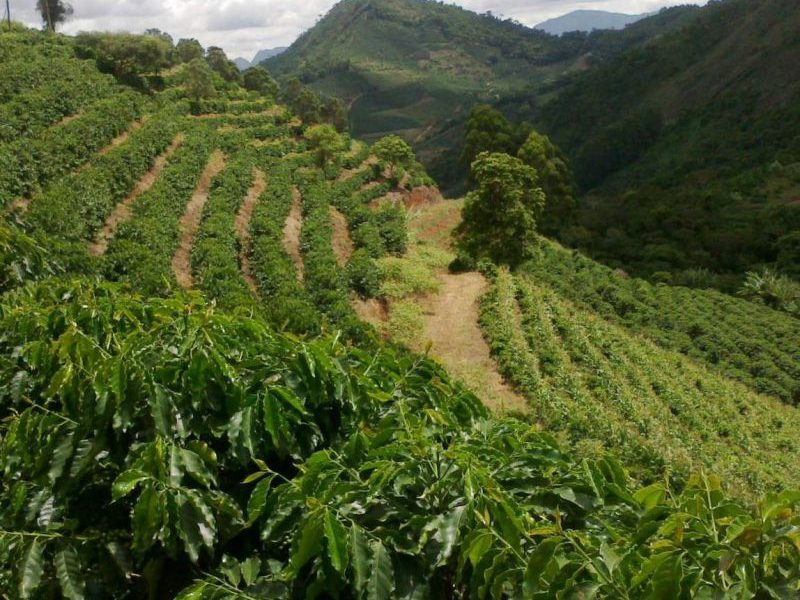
252,45,287,64
534,9,648,35
233,56,251,70
264,0,569,141
522,0,800,282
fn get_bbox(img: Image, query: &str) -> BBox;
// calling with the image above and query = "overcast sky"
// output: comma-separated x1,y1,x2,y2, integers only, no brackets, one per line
9,0,703,61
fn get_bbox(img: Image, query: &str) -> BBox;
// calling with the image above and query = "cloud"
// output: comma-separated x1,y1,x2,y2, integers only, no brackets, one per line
9,0,702,61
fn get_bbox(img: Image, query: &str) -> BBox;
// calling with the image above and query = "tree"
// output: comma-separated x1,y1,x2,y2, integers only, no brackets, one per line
321,96,348,132
205,46,241,83
372,135,414,179
242,66,279,97
776,232,800,278
304,124,342,172
517,130,577,235
461,105,516,170
176,38,204,63
74,33,172,82
184,58,216,105
456,152,544,266
282,77,322,124
36,0,72,32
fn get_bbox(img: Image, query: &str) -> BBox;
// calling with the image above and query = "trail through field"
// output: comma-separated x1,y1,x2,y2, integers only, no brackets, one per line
388,198,528,413
172,150,227,289
420,271,528,413
235,168,267,295
97,116,148,156
89,133,184,256
338,155,377,182
330,206,354,266
283,187,305,282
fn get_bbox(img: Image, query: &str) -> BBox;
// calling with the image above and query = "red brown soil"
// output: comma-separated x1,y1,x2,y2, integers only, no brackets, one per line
283,187,305,282
88,134,185,256
235,168,267,294
171,150,227,289
329,206,354,267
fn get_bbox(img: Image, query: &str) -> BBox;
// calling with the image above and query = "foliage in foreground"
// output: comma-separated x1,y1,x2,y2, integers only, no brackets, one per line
0,281,798,599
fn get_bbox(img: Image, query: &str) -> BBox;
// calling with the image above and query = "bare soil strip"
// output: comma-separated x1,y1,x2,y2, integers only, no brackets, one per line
329,206,354,266
88,134,185,256
172,150,227,289
337,156,377,182
235,168,267,294
419,271,528,413
283,187,305,282
97,116,148,157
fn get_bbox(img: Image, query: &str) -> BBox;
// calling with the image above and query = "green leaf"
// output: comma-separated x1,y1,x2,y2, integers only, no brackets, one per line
324,510,349,574
367,540,394,600
241,556,261,586
180,447,217,488
247,474,275,524
19,539,44,599
645,552,683,600
288,513,323,576
432,506,465,565
132,486,162,555
112,469,148,501
350,523,370,594
634,483,666,511
55,546,86,600
49,430,75,484
467,530,493,567
523,537,561,596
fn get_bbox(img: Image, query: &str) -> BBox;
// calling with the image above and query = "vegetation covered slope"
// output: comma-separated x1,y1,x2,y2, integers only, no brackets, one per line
520,0,800,281
264,0,573,141
1,25,799,599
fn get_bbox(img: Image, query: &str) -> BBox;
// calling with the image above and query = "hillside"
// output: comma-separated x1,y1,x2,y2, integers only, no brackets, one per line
534,9,649,35
1,24,799,599
522,0,800,281
264,0,570,141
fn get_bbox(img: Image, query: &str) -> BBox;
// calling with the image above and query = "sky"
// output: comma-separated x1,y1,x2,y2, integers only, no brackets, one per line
8,0,702,61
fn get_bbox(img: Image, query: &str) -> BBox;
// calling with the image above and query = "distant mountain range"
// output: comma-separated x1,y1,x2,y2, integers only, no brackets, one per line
233,46,288,70
534,10,650,36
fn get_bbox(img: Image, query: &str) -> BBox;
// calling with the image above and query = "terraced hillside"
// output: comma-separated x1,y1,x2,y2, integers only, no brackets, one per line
1,27,799,599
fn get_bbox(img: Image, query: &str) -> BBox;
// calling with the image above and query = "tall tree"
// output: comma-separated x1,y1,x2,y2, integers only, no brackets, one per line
37,0,72,32
456,152,544,266
176,38,204,63
242,66,279,97
304,124,342,172
517,130,576,235
205,46,242,84
461,105,516,170
184,58,216,104
372,135,414,180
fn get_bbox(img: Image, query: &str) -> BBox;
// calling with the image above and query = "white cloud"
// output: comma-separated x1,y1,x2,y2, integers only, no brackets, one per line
8,0,704,61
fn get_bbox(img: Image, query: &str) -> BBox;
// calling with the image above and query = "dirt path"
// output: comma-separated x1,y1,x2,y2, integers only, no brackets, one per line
88,134,185,256
338,156,377,182
172,150,227,289
329,206,354,266
283,187,305,282
97,116,148,157
420,271,528,414
235,168,267,294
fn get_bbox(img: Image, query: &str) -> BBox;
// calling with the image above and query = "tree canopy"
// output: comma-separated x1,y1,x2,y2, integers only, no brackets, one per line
205,46,241,84
242,66,279,97
517,130,576,235
184,58,216,103
372,135,414,179
36,0,72,32
304,124,342,171
457,152,545,266
176,38,204,63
